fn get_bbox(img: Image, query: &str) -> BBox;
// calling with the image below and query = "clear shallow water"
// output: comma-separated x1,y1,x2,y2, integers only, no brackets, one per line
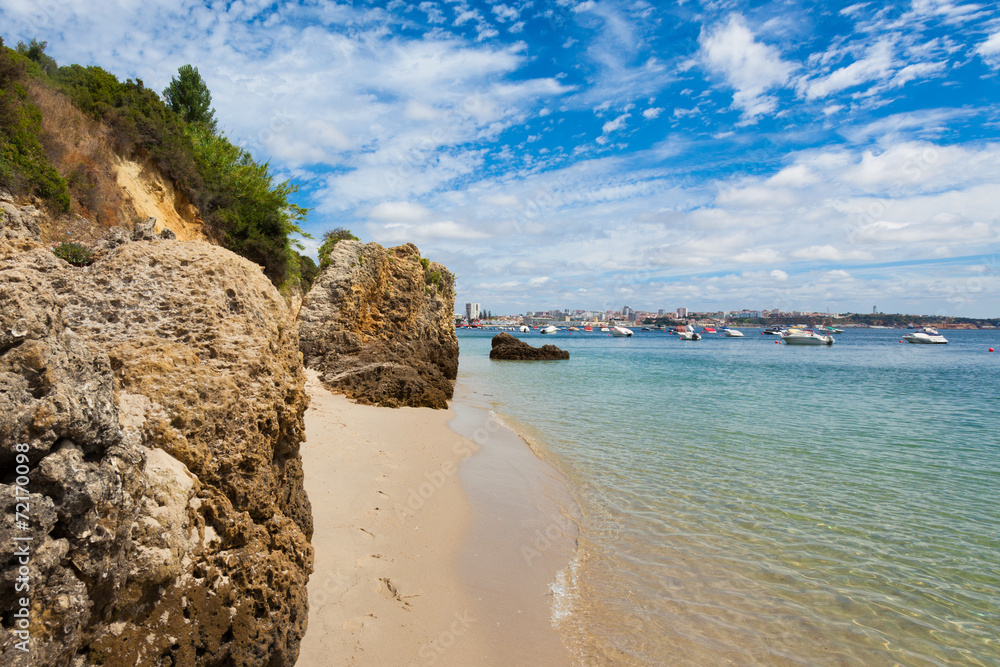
456,328,1000,666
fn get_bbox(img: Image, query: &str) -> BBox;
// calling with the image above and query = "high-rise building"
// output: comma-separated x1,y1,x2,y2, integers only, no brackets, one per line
622,305,632,320
466,302,481,321
677,307,687,318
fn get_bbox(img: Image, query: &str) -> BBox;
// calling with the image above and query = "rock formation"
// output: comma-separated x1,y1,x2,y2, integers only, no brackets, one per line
489,332,570,360
0,215,312,665
298,241,458,409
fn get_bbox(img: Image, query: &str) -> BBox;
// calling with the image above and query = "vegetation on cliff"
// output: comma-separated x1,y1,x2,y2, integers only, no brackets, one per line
0,38,308,288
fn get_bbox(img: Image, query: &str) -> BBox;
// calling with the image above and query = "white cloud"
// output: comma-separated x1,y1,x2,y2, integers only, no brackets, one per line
699,14,795,120
643,107,664,119
976,31,1000,67
803,40,894,99
770,269,789,281
368,201,432,222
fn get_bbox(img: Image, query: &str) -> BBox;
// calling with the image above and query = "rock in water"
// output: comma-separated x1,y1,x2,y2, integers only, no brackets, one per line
489,332,570,360
0,226,312,665
298,241,458,409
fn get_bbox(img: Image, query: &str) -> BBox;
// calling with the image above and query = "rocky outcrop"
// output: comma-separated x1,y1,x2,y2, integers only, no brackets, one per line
298,241,458,409
0,218,312,665
489,333,570,360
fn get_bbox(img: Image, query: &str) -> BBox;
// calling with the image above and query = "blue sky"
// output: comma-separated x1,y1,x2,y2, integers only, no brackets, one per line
3,0,1000,317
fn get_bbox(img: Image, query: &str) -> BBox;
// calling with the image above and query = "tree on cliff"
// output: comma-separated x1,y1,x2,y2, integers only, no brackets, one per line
16,39,58,75
318,227,359,268
163,64,217,132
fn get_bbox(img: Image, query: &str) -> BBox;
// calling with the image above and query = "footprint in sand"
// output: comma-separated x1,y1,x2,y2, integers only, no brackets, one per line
342,613,376,631
356,553,385,567
376,577,418,610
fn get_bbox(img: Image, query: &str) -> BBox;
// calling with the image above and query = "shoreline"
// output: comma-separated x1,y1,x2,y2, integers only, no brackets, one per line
297,370,577,666
449,378,579,666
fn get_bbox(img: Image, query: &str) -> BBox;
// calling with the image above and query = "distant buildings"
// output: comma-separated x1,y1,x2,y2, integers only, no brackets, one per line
465,302,481,321
677,307,687,318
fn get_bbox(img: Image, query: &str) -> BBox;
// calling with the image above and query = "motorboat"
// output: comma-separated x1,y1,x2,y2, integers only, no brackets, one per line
610,326,633,337
816,325,844,334
761,326,785,335
600,327,610,332
722,328,744,337
519,325,530,333
583,326,593,332
676,325,701,341
902,327,948,344
781,328,834,346
539,325,558,334
703,326,717,334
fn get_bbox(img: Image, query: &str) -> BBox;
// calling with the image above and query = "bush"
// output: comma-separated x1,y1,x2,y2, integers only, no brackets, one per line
53,241,93,266
317,227,359,269
0,41,71,211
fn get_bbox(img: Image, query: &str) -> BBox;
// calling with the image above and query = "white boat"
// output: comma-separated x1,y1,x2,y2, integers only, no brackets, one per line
676,326,701,341
610,326,633,337
722,328,744,337
902,326,948,344
781,328,834,346
761,326,785,335
600,327,610,332
519,325,530,333
539,325,558,334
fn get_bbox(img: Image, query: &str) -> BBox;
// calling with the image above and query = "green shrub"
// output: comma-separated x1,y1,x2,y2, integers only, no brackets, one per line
317,227,359,269
0,41,71,211
53,242,93,266
420,257,429,270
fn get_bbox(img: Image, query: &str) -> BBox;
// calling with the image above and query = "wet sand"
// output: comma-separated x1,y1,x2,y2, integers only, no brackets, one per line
297,371,575,666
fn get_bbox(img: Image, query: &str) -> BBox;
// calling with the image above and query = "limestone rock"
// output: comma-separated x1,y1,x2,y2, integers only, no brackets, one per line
0,201,42,241
131,216,158,241
0,230,313,666
298,241,458,408
489,332,570,360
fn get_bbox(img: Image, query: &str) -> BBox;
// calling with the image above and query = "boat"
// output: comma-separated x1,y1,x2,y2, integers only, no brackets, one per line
600,327,610,332
817,325,844,334
703,326,717,334
902,326,948,344
722,328,744,337
610,326,633,337
519,325,530,333
568,327,580,331
781,328,834,346
676,325,701,341
583,326,593,332
761,326,785,335
539,325,558,334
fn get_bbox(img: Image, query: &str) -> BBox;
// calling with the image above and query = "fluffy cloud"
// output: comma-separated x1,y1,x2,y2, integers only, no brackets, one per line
699,15,795,120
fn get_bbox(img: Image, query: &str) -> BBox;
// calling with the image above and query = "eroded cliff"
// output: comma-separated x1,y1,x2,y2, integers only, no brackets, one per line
0,206,312,666
298,241,458,409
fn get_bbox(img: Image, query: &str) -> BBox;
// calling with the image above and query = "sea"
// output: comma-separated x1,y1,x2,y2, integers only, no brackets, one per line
454,327,1000,666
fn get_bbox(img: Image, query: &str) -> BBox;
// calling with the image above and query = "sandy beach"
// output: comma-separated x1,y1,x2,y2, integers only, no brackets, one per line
296,371,575,666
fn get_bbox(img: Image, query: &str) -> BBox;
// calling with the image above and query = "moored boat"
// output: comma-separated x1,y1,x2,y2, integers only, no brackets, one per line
610,326,633,337
722,328,744,337
781,328,834,345
676,325,701,341
539,325,558,334
902,327,948,344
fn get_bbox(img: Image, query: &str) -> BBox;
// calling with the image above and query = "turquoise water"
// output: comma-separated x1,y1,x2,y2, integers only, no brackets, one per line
456,328,1000,666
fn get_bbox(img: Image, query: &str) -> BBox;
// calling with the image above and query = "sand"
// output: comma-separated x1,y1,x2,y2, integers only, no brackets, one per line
296,371,575,666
